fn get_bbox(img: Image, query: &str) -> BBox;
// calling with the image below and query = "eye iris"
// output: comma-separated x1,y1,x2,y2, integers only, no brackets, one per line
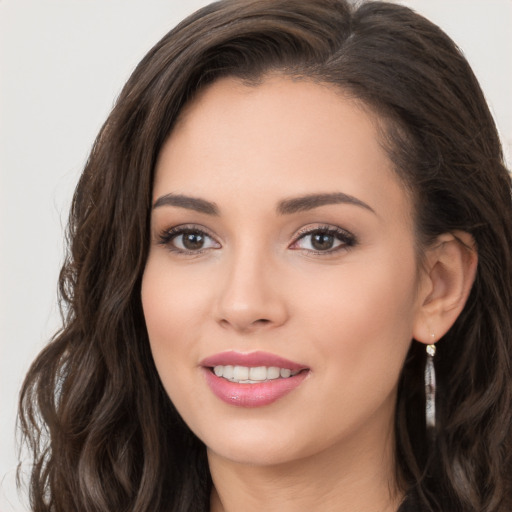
182,231,204,250
311,233,334,250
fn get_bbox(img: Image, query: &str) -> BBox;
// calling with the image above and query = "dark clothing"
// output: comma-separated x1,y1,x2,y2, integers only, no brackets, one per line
398,489,428,512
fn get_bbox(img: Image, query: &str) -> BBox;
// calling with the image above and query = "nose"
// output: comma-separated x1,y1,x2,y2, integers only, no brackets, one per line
214,248,289,333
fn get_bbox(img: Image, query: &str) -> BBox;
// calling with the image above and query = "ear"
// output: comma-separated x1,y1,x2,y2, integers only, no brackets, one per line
413,231,478,344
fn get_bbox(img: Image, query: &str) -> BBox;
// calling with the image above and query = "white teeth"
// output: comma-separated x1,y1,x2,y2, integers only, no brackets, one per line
267,366,280,379
233,366,249,381
249,366,267,381
212,365,300,383
223,365,234,380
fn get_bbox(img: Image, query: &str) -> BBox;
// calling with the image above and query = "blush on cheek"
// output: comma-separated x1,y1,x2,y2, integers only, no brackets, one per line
303,263,416,381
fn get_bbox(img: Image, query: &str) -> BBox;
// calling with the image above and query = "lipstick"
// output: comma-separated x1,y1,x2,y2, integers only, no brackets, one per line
200,351,309,407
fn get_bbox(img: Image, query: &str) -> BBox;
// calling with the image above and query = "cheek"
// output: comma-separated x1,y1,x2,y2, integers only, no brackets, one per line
142,250,214,334
296,249,419,405
140,255,211,394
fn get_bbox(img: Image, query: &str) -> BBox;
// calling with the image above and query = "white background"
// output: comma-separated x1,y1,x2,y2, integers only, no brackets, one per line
1,1,511,510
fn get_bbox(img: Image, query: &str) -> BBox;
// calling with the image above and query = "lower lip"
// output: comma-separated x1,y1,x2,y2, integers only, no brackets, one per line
202,368,309,407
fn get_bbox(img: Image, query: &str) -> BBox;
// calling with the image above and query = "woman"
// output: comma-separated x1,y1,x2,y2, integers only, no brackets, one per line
18,1,512,511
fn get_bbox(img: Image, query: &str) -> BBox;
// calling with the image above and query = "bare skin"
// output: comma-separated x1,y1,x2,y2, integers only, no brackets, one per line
208,411,399,512
142,76,477,512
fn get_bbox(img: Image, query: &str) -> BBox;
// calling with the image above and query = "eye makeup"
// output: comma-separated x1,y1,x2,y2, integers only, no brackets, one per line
156,222,357,257
289,224,357,255
157,224,221,255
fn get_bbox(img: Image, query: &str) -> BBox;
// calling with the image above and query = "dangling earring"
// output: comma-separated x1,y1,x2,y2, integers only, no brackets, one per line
425,335,436,429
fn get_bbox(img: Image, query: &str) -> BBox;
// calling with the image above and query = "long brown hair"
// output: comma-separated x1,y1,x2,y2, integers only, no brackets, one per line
19,1,512,511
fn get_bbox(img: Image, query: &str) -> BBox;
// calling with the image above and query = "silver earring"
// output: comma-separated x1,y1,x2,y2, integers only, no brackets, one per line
425,340,436,429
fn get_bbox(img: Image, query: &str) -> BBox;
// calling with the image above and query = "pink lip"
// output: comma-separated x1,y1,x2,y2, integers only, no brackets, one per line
200,351,307,371
200,351,309,408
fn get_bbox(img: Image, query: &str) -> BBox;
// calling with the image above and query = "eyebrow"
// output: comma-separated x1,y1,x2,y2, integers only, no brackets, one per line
276,192,375,215
153,193,220,215
152,191,375,216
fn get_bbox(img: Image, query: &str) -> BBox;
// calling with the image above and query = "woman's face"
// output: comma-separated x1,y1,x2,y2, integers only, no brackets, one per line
142,76,426,467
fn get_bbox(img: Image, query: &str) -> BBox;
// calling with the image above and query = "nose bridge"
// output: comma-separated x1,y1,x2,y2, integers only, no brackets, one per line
215,239,287,331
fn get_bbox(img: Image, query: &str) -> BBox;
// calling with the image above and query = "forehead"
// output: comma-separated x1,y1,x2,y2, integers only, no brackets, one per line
153,76,411,226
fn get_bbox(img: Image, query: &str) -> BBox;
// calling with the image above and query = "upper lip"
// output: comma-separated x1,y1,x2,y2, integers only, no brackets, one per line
200,351,308,371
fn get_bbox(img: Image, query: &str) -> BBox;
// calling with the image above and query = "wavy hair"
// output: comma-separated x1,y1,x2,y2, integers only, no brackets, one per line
19,1,512,511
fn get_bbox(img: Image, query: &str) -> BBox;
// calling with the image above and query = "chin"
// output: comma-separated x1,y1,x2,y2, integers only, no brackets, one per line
199,418,334,468
207,438,307,467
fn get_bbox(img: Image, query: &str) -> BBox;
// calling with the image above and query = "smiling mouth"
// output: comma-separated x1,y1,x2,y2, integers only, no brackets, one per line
201,352,310,406
211,365,303,384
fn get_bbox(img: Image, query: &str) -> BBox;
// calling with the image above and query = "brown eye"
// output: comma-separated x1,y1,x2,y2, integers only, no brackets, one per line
158,226,221,253
291,226,356,254
311,233,335,251
181,231,206,250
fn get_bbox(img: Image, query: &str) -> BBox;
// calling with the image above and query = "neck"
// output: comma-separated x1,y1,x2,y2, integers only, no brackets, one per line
208,412,402,512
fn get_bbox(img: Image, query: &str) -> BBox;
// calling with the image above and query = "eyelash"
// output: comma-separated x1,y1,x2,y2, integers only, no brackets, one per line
157,224,220,255
290,225,357,255
157,224,357,256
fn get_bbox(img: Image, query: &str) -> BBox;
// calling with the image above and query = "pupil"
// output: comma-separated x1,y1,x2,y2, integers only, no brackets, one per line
312,233,334,250
183,232,204,250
